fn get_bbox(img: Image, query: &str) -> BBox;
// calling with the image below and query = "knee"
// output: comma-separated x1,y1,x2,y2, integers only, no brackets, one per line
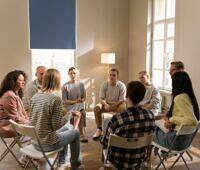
94,105,101,113
73,129,80,139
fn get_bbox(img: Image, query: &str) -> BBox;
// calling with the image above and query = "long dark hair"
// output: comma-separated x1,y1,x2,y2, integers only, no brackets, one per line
168,71,199,120
0,70,27,98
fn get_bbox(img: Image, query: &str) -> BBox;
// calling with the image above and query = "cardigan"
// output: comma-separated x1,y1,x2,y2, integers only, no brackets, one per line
0,90,29,137
169,93,198,131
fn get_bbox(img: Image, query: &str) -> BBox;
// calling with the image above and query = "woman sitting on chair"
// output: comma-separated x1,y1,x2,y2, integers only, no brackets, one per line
0,70,29,137
29,69,81,169
62,67,88,143
154,71,199,150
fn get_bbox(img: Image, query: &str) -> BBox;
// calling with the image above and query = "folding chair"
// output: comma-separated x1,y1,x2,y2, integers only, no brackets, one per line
152,122,200,170
102,133,153,170
9,119,63,170
0,134,24,168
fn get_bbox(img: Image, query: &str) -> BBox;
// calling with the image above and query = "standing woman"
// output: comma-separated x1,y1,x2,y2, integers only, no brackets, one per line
0,70,29,137
154,71,199,150
62,67,88,142
30,69,81,169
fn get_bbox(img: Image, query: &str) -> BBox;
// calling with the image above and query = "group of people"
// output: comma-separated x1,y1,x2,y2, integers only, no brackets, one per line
100,61,199,169
0,67,86,169
93,68,161,139
0,60,199,169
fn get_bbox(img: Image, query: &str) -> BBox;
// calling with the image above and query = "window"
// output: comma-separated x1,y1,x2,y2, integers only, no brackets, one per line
149,0,176,90
31,49,75,85
29,0,76,85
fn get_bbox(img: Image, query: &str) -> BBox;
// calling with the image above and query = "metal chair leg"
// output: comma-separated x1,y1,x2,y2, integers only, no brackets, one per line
0,137,24,168
181,155,190,170
0,138,17,161
155,151,167,170
170,154,182,169
186,151,193,161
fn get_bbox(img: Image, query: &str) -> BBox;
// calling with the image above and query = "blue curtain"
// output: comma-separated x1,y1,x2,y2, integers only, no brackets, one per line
29,0,76,49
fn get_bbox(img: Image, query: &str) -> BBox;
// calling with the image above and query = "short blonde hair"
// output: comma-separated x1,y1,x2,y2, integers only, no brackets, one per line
42,69,61,92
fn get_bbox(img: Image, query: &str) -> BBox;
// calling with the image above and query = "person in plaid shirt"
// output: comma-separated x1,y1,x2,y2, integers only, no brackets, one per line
101,81,155,169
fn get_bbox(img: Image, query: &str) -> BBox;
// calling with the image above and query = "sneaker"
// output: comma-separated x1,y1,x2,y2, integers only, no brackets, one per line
92,129,102,140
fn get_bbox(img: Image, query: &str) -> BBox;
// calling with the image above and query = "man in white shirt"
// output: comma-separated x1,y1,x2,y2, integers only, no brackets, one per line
93,68,126,139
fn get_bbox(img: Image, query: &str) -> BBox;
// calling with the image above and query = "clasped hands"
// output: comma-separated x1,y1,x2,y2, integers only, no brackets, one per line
101,100,112,112
163,117,173,131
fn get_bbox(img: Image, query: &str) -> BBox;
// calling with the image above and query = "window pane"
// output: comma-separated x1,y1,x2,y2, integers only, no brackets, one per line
154,0,165,21
153,41,164,69
31,49,74,85
152,70,163,88
154,23,165,40
166,40,174,54
165,52,174,70
164,70,172,89
166,0,176,19
167,22,175,37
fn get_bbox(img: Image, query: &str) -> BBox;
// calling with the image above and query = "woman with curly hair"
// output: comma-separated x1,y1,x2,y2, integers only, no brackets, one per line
0,70,29,137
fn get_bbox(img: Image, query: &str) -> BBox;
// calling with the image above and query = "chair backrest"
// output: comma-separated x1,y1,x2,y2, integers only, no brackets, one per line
108,133,153,149
9,119,38,140
177,122,200,136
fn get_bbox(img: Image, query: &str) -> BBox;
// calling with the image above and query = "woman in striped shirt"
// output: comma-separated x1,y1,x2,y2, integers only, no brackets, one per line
30,69,81,169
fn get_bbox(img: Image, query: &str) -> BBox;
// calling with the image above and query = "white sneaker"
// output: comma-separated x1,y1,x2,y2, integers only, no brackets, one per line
92,129,102,140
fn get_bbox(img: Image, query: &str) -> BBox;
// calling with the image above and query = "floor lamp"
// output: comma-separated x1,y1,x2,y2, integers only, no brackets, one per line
101,53,115,71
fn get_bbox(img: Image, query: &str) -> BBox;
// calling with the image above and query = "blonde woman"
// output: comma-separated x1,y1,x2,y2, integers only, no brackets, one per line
29,69,82,169
62,67,88,142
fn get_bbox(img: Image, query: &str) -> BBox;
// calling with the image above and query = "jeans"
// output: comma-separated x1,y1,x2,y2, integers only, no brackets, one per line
39,124,81,168
154,126,193,151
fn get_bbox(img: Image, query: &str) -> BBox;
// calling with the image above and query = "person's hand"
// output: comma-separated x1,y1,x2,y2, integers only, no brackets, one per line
72,111,81,117
104,104,111,112
101,100,107,106
77,98,82,103
164,120,172,131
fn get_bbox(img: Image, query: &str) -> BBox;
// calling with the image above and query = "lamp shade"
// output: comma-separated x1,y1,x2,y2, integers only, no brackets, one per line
101,53,115,64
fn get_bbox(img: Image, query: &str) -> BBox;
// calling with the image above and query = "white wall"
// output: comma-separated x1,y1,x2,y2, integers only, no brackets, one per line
129,0,148,81
0,0,31,81
174,0,200,105
77,0,129,109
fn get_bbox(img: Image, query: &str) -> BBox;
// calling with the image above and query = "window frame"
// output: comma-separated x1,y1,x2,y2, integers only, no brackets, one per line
149,0,176,90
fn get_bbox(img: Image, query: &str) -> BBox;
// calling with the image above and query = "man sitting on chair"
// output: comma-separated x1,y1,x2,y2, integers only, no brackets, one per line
138,70,161,116
101,81,155,169
93,68,126,139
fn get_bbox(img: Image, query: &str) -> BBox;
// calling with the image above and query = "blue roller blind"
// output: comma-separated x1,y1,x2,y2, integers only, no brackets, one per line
29,0,76,49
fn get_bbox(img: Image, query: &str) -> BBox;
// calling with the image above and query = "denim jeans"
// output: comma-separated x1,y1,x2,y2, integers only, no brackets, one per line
38,124,81,168
154,126,193,151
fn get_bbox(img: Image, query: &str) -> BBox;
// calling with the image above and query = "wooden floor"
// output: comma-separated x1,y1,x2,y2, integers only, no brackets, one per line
1,112,200,170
